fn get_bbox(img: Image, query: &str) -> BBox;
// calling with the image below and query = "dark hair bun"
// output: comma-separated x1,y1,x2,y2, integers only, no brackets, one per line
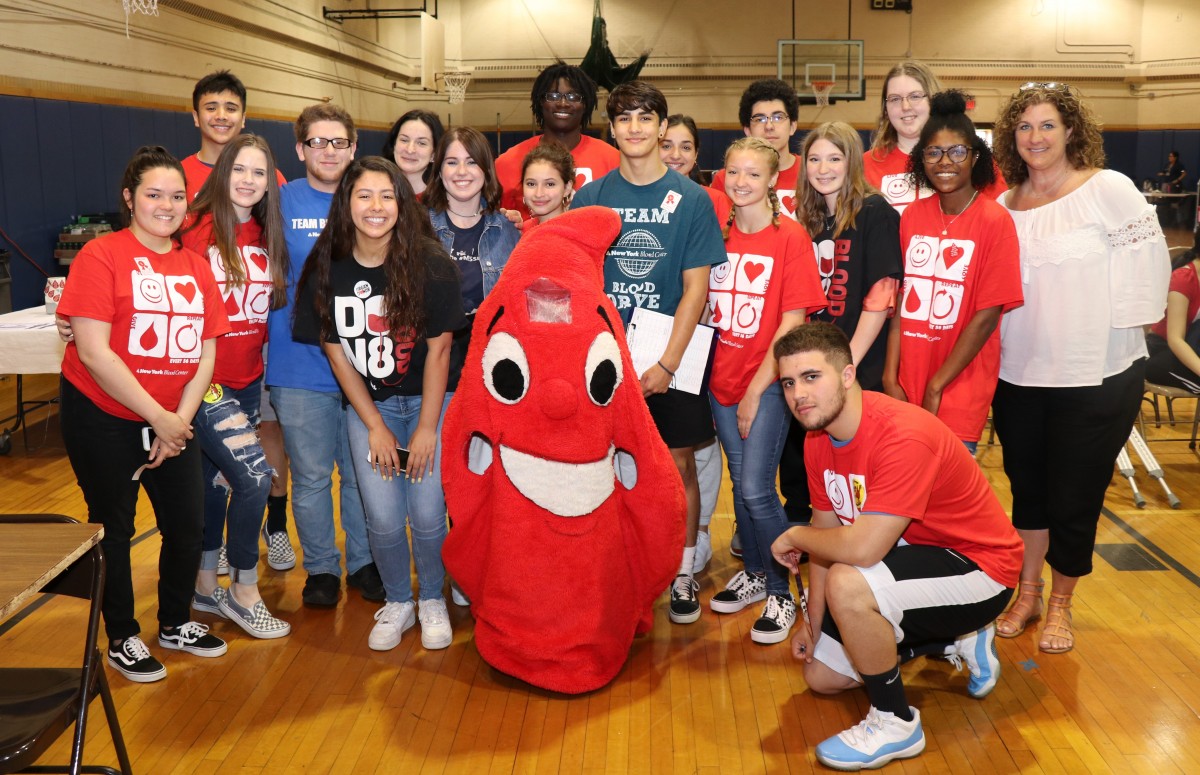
929,90,970,117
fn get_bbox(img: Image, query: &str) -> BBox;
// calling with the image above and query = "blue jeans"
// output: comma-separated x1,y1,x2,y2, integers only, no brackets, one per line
269,386,370,577
193,379,273,584
711,382,792,597
346,393,452,604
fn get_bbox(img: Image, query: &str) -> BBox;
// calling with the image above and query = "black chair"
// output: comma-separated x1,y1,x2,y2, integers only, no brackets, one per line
0,514,132,775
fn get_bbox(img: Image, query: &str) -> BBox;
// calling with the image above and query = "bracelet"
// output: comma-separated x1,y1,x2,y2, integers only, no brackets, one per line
657,360,676,377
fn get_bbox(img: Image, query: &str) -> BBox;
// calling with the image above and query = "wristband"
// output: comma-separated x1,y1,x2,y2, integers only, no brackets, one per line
657,360,676,377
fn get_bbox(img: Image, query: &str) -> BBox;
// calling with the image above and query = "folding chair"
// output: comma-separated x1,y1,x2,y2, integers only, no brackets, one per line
0,514,132,775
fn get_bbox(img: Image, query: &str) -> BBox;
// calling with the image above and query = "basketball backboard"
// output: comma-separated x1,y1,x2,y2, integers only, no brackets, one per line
777,40,865,105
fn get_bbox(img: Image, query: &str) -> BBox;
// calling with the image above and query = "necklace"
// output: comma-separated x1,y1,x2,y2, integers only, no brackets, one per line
939,189,978,236
447,204,482,220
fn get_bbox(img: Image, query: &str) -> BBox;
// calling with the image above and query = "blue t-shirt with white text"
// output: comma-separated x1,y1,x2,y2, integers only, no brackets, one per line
265,179,340,392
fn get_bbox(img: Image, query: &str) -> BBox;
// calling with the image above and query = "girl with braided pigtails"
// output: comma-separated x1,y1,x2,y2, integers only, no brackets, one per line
705,137,827,644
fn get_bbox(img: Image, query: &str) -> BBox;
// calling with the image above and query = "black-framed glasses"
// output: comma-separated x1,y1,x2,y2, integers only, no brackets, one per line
302,137,352,150
885,92,927,108
750,113,790,126
543,91,583,104
922,144,971,163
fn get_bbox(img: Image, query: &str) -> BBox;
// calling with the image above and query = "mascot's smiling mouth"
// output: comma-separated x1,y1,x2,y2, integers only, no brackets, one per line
467,435,637,517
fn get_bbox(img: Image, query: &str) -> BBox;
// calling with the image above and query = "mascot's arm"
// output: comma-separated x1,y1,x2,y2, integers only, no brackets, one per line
323,342,402,475
439,388,493,601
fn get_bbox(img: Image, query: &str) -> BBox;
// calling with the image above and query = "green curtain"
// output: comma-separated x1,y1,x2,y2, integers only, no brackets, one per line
579,0,648,91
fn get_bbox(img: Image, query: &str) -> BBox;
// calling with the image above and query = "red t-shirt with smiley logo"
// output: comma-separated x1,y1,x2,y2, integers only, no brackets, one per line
181,216,273,389
864,147,1009,215
707,217,827,406
896,195,1022,441
58,228,230,421
496,134,620,220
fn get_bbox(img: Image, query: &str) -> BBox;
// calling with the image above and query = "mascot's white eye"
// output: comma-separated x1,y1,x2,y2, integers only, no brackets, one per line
482,332,529,404
585,332,622,406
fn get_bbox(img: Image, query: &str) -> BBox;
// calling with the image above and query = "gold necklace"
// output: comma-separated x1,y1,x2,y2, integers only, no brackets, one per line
939,189,979,236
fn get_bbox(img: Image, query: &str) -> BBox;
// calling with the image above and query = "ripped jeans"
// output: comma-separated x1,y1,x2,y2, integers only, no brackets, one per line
194,379,274,584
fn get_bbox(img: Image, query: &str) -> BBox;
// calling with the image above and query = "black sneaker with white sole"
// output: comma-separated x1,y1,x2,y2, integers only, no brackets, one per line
669,574,701,624
750,594,797,644
158,621,228,658
710,570,767,613
107,636,166,683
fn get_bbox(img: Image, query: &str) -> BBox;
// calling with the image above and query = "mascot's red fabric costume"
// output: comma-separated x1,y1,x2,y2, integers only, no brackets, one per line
441,206,686,694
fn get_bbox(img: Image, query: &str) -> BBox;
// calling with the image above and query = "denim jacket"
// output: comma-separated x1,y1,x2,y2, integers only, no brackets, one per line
428,201,519,300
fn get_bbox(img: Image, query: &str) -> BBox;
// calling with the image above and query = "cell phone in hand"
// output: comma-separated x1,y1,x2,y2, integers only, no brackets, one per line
141,426,156,452
364,446,410,471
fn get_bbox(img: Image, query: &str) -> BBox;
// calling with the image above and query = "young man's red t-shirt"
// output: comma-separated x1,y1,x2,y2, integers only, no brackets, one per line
58,228,230,421
806,390,1022,587
896,195,1022,441
495,135,619,219
181,216,272,389
182,153,287,202
711,160,802,221
708,217,827,405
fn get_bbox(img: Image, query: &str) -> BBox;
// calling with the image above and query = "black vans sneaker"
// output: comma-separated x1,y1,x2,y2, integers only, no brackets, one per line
159,621,228,657
669,574,701,624
107,636,167,683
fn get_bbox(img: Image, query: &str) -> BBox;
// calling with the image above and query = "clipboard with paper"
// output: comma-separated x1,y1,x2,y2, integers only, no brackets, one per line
625,307,716,395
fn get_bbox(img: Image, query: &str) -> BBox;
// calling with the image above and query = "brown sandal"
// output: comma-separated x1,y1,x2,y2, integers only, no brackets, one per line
1039,593,1074,654
995,579,1043,638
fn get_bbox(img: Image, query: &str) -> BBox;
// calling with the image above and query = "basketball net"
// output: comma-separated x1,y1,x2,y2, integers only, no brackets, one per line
122,0,158,38
442,72,472,105
812,81,834,108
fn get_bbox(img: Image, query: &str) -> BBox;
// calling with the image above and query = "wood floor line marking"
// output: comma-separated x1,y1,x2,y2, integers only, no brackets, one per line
1101,506,1200,588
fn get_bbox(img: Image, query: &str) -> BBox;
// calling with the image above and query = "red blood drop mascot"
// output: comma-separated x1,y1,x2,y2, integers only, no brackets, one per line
441,206,686,694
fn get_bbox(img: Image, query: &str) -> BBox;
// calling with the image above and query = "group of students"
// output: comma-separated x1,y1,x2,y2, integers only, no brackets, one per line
54,59,1171,770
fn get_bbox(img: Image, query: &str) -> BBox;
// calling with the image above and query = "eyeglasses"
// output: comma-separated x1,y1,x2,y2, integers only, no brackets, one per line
922,144,971,163
543,91,583,104
750,113,790,126
885,92,927,108
302,137,352,150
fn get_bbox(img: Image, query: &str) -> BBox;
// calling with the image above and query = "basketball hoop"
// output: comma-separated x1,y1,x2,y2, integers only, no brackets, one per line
441,72,472,105
812,81,835,108
121,0,158,38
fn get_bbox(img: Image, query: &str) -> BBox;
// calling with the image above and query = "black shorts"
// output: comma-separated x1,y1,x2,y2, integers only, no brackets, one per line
814,543,1014,681
645,388,715,449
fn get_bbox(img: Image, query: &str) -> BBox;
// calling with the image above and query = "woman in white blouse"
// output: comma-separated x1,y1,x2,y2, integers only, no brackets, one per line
989,83,1170,654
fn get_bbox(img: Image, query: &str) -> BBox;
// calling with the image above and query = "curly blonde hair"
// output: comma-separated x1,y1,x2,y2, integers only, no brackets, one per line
992,84,1106,186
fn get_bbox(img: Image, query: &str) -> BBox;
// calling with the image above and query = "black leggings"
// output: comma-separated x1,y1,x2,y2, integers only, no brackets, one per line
60,378,204,641
991,359,1145,577
1146,333,1200,394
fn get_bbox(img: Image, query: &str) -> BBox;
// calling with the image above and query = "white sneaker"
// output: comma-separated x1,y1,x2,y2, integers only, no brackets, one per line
947,623,1000,699
418,598,453,650
816,706,925,770
693,531,713,574
368,601,415,651
450,582,470,607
